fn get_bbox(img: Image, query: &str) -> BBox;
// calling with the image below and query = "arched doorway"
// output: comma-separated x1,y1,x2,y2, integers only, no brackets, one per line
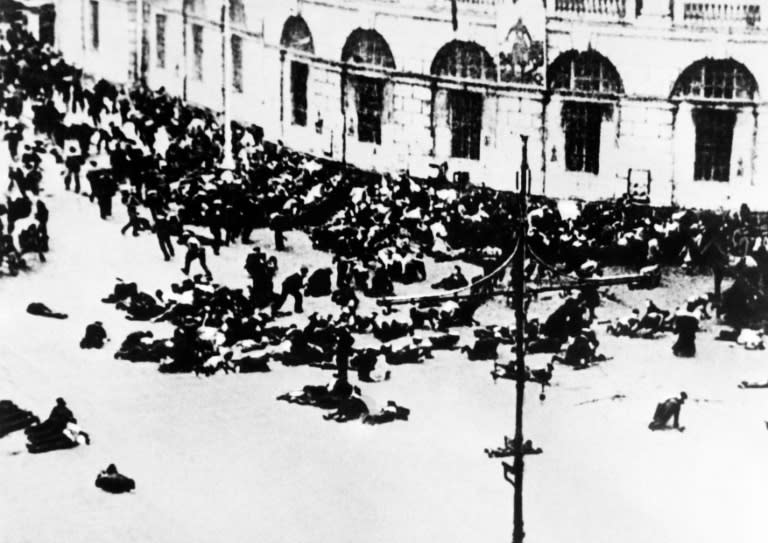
671,58,758,183
430,40,496,160
280,15,314,127
341,28,396,145
548,49,624,175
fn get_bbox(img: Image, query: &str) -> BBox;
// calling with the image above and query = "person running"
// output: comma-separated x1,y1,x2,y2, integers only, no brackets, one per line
121,192,142,237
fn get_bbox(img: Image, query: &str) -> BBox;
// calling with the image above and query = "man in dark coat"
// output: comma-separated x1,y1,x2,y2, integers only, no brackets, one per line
64,146,82,192
154,212,175,261
273,266,308,314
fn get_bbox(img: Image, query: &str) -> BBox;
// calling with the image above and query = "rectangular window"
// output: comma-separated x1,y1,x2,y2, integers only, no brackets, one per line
192,24,203,81
155,14,166,69
693,108,736,182
563,101,603,174
448,90,483,160
231,35,243,93
291,61,308,126
90,0,99,50
354,76,384,144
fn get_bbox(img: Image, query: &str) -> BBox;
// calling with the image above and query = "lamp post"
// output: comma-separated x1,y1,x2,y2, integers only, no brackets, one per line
220,0,235,170
511,135,529,543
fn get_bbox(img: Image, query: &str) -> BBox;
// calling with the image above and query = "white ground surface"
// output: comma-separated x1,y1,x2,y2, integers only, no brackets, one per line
1,162,767,543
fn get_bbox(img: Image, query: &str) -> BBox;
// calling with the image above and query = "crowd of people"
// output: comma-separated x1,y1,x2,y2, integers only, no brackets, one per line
1,19,767,437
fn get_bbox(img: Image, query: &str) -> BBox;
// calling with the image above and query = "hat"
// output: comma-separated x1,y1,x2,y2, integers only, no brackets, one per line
680,391,688,400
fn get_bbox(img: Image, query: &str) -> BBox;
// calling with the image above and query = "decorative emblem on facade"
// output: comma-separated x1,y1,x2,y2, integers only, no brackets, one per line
500,19,544,85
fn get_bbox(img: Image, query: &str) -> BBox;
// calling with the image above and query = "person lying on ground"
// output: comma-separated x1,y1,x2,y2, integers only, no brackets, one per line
738,380,768,389
102,280,139,304
26,302,68,319
114,331,172,363
195,350,237,377
427,333,461,350
27,421,90,453
116,289,166,321
362,401,410,425
718,328,765,350
461,337,500,361
607,310,641,337
434,298,482,330
0,401,40,439
431,265,468,291
279,328,326,366
380,336,433,365
95,464,135,494
277,378,354,409
474,324,516,345
323,393,369,423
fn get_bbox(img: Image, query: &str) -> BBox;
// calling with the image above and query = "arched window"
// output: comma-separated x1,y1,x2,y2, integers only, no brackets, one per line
280,15,314,54
672,59,758,182
341,29,396,144
671,58,757,102
548,49,624,95
280,16,315,127
430,41,496,160
549,50,623,175
431,40,497,82
341,29,396,69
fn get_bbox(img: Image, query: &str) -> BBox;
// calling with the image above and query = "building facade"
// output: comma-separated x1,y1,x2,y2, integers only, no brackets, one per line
53,0,768,209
